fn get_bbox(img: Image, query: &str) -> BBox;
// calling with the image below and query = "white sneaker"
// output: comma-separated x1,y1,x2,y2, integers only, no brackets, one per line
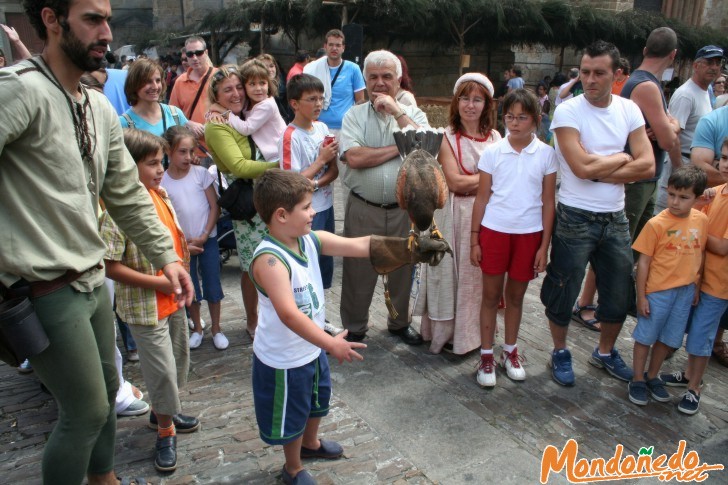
213,332,229,350
476,354,496,387
188,318,206,330
189,331,203,349
501,348,526,381
324,322,343,336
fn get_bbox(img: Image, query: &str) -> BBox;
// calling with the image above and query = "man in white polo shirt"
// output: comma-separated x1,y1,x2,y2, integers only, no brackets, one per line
540,40,654,386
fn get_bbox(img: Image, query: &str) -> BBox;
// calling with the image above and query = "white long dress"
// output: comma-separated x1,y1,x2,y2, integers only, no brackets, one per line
414,126,501,354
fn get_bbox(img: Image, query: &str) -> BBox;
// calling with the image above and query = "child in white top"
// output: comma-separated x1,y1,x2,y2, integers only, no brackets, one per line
279,74,339,289
470,89,558,387
161,126,226,350
210,60,286,162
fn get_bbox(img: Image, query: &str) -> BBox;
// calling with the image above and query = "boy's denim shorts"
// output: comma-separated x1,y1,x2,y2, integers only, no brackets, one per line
633,284,694,348
540,203,633,327
190,236,224,303
252,352,331,445
685,292,728,357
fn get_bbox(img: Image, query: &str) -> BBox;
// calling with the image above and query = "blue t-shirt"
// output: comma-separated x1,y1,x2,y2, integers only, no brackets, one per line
119,104,189,136
104,69,130,115
507,77,525,90
691,105,728,159
318,60,365,130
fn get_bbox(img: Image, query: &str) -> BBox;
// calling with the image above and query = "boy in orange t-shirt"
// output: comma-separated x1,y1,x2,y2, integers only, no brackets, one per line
664,140,728,415
629,165,708,408
100,129,198,472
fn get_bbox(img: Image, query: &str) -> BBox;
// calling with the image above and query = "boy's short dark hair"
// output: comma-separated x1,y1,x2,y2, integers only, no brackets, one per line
668,165,707,197
511,65,522,77
583,40,621,72
502,88,541,130
287,74,324,103
618,58,631,75
123,128,168,164
254,169,314,224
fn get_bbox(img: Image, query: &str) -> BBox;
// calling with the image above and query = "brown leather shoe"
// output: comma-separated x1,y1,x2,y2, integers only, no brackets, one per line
712,341,728,367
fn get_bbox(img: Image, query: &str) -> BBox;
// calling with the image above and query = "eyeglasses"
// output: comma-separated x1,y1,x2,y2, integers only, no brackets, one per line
301,96,324,104
504,114,531,123
185,49,205,58
715,80,725,85
458,96,485,105
700,58,723,67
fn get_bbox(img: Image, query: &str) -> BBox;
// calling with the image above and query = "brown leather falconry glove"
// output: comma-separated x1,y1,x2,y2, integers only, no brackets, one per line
370,235,452,274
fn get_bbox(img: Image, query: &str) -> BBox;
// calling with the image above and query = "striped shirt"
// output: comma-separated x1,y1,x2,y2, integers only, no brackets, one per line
100,187,190,326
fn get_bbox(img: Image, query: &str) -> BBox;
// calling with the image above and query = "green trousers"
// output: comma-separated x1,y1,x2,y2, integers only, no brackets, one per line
29,284,118,484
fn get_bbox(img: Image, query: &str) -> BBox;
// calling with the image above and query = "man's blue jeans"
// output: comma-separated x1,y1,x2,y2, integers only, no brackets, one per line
540,203,634,327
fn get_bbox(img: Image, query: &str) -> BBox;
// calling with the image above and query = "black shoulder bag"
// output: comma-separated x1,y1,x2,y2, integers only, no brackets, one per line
216,135,260,226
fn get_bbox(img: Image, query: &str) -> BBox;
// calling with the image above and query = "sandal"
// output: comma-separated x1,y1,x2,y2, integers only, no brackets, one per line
571,304,601,332
712,341,728,367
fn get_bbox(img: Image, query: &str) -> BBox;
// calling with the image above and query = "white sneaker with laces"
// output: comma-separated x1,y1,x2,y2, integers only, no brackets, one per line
213,332,229,350
189,331,203,349
501,348,526,381
476,354,496,387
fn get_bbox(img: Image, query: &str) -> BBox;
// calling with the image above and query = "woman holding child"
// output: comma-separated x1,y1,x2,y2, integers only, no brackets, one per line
413,73,501,354
205,65,278,340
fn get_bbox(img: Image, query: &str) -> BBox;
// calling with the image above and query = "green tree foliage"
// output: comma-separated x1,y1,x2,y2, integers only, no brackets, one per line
191,0,728,65
198,5,254,64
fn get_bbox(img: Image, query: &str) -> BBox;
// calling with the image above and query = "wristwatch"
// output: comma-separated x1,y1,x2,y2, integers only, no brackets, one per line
313,180,319,191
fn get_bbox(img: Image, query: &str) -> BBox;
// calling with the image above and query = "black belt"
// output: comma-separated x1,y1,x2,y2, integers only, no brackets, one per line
351,192,399,210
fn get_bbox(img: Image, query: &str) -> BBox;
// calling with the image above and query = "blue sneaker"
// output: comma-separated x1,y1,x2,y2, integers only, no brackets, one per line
645,375,671,403
627,381,648,406
589,348,633,382
550,349,575,386
677,390,700,415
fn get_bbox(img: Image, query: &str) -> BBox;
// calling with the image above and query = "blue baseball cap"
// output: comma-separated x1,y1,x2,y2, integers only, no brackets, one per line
695,45,724,60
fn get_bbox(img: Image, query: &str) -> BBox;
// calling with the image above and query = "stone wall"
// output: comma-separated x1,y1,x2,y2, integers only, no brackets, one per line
703,0,728,30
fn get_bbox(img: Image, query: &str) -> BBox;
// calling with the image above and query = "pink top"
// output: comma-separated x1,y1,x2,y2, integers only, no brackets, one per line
228,96,286,162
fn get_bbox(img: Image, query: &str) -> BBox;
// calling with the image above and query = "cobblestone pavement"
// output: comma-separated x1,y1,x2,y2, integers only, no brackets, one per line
1,181,726,483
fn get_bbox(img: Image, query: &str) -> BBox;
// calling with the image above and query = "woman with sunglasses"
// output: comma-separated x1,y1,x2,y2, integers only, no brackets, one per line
205,65,279,341
413,73,501,355
120,58,203,138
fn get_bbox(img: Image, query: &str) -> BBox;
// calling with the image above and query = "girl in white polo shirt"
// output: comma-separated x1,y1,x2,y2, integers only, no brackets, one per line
470,89,558,388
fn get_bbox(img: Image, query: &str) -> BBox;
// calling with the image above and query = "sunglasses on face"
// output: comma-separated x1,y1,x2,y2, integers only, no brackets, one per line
186,50,205,58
